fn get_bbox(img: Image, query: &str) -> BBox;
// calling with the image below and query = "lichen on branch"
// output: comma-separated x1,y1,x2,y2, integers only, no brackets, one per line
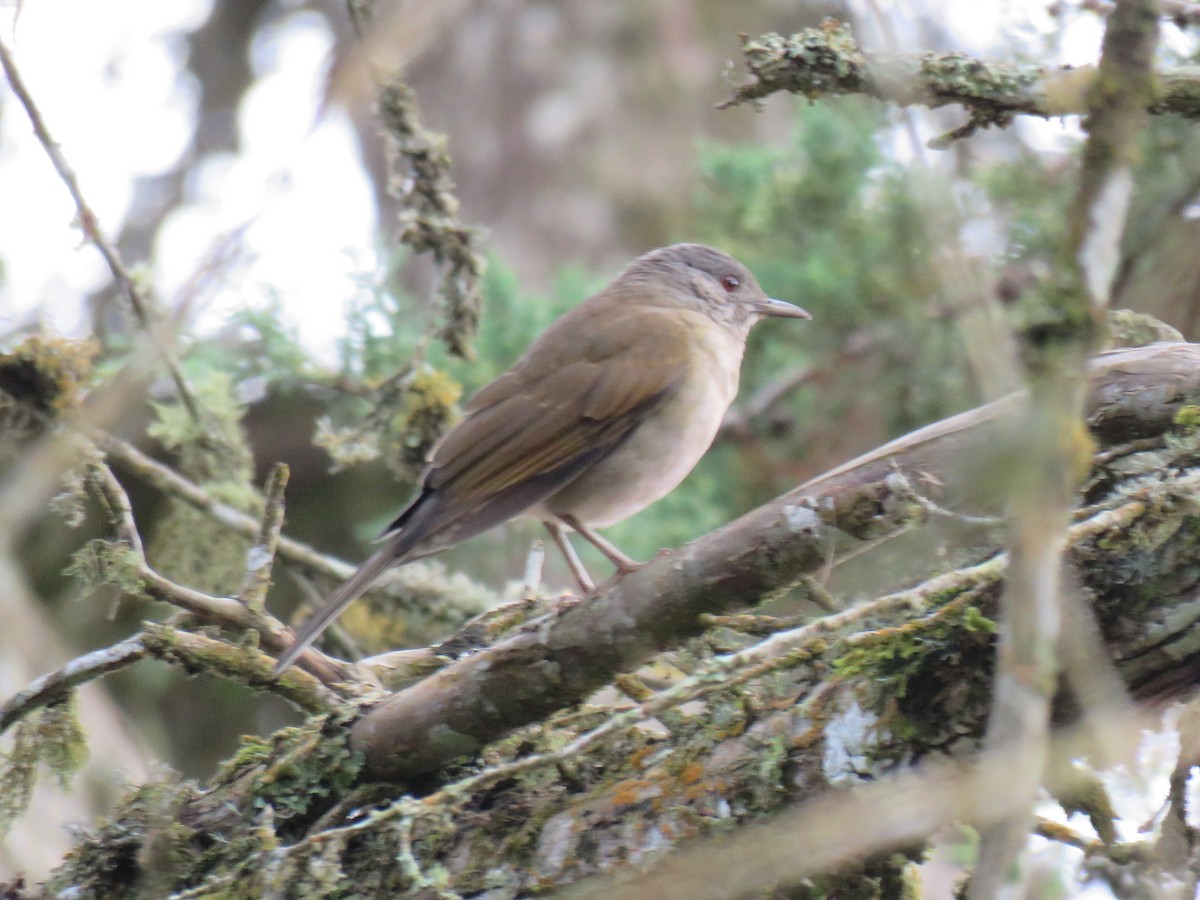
722,19,1200,135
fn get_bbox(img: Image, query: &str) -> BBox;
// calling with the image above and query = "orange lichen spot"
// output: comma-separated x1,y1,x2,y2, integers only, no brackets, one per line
791,723,823,750
680,761,705,785
628,745,657,770
610,778,659,811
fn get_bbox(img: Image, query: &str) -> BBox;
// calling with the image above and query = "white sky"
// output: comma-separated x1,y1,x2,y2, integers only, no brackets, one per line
0,0,375,359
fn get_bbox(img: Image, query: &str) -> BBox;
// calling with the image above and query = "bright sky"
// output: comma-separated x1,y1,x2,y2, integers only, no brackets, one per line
0,0,375,359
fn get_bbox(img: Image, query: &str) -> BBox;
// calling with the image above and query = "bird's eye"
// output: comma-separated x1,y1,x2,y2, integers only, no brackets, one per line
721,274,740,292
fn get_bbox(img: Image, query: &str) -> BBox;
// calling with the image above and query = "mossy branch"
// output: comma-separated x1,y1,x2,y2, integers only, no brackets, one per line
87,428,495,631
377,80,485,361
721,19,1198,139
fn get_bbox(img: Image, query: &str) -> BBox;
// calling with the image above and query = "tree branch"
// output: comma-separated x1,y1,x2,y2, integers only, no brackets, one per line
972,1,1158,892
81,457,353,691
0,637,147,737
720,20,1194,133
86,427,495,629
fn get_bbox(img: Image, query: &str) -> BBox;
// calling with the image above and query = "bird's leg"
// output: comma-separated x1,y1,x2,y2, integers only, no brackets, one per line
557,514,644,574
544,521,595,594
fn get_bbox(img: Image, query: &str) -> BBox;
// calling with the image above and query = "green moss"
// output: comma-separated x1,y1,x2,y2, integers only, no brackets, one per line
65,540,147,597
44,780,200,898
833,595,998,745
0,721,37,838
44,711,369,897
144,368,260,595
0,335,97,414
245,717,365,825
1173,404,1200,430
37,693,88,789
387,365,462,475
1107,309,1183,348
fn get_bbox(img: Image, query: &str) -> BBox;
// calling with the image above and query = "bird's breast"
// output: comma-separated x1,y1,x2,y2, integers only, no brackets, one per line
537,321,744,528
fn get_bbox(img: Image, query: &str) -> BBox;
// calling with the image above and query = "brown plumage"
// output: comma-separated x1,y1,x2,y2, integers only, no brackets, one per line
273,244,809,676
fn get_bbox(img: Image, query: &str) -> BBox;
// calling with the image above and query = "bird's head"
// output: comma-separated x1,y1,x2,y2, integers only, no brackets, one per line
619,243,810,334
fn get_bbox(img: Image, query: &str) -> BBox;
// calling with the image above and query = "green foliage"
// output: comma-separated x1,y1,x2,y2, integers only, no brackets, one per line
184,296,315,389
233,301,315,381
147,369,254,481
693,97,973,432
65,539,146,595
0,721,36,837
0,694,88,837
340,251,424,384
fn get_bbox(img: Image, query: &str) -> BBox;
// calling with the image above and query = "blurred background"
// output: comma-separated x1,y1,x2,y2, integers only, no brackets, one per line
2,0,1199,887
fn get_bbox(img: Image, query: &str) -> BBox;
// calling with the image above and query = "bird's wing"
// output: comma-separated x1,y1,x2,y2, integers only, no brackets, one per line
395,305,695,543
273,312,690,677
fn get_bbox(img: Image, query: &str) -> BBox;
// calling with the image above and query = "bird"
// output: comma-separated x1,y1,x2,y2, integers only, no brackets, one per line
273,243,810,676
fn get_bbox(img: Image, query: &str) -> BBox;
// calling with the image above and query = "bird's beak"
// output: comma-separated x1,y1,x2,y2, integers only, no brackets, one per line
756,297,812,320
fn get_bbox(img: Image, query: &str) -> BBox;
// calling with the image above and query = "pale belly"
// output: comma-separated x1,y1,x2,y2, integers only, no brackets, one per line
532,345,740,528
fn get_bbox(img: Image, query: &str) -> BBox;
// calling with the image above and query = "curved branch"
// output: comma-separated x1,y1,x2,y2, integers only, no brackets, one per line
0,637,147,737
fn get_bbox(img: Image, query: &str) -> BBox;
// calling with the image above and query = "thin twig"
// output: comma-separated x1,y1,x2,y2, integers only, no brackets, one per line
718,364,815,440
972,0,1158,892
0,637,148,737
718,330,879,441
86,459,144,556
0,37,202,422
521,539,545,601
83,456,353,688
87,427,494,627
238,463,290,613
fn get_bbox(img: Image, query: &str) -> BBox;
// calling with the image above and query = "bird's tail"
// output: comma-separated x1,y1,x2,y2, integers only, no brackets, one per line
271,499,440,677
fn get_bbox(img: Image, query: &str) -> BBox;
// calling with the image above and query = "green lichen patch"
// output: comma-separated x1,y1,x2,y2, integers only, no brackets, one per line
833,591,999,746
0,335,97,414
46,712,371,897
1107,309,1183,349
1173,404,1200,431
65,539,147,597
386,365,462,477
0,695,92,862
233,713,366,828
145,369,259,595
43,779,200,899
